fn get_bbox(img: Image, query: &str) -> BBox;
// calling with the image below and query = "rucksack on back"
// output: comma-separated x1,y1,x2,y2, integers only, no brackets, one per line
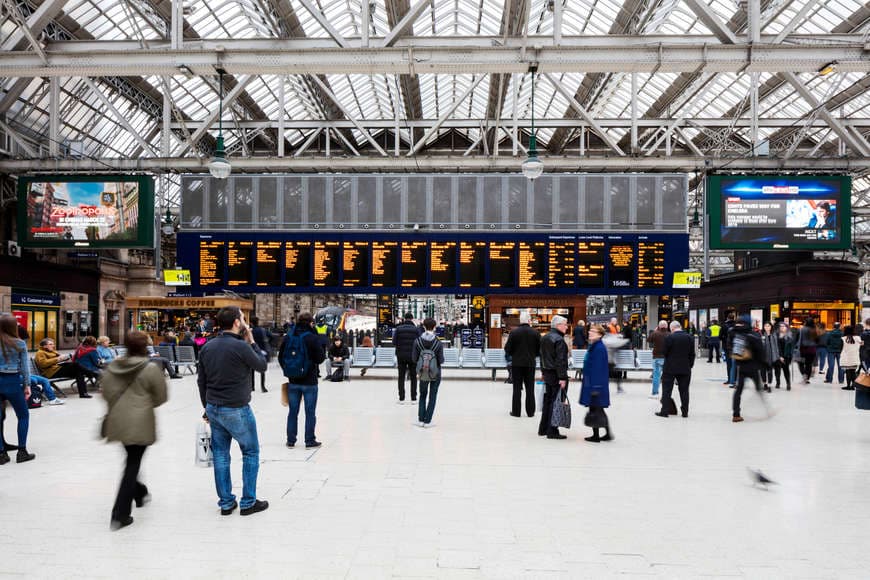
280,327,311,379
416,338,440,381
731,334,753,361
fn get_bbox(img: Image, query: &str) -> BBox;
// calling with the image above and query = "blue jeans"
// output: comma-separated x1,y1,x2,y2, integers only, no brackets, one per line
31,375,56,401
826,352,844,383
0,373,29,451
286,384,318,445
205,404,260,510
418,379,441,424
651,358,664,395
816,347,827,372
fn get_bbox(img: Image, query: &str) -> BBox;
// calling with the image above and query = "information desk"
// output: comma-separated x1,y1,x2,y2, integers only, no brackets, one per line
177,232,689,294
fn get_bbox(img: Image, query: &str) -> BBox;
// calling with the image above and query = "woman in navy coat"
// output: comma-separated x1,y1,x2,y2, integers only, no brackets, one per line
579,323,613,442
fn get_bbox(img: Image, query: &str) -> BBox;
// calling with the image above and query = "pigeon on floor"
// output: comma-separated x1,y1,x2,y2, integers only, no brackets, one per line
749,468,777,490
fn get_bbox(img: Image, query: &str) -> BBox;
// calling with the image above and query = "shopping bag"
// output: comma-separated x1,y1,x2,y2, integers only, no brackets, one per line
195,420,213,468
550,389,572,429
534,380,544,413
281,382,289,406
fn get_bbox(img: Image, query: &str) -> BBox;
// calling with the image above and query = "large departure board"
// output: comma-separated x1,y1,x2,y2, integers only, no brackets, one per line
284,241,311,287
371,242,398,288
459,242,486,288
430,242,457,288
518,242,546,288
577,240,605,288
178,232,688,294
489,242,516,288
199,240,225,286
313,241,339,287
342,241,369,287
256,241,282,287
638,240,665,288
227,241,254,287
401,242,427,288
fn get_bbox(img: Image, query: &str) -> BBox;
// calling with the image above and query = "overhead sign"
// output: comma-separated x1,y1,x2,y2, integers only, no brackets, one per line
672,271,702,289
163,269,192,286
11,292,60,307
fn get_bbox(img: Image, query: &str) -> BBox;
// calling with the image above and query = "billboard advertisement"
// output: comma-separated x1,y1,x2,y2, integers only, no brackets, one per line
18,175,154,248
707,174,851,250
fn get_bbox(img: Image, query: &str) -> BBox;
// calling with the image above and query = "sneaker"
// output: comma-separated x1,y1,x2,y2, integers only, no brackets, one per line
48,398,65,405
305,441,322,449
397,400,405,405
220,500,238,516
16,449,35,463
110,516,134,531
414,421,425,427
732,416,744,423
0,451,9,465
424,422,434,428
648,394,658,399
286,442,295,448
240,500,269,516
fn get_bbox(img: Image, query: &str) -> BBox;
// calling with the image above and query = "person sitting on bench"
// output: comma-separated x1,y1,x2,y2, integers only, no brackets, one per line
326,337,350,381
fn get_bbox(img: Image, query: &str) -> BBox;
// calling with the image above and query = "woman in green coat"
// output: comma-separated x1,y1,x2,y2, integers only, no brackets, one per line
101,331,168,530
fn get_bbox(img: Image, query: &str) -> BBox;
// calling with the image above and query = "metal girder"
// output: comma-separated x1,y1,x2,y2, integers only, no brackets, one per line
1,0,48,63
382,0,430,47
386,0,424,144
773,0,819,43
543,73,626,156
81,77,157,155
682,0,738,44
3,155,869,173
0,118,38,156
408,74,487,155
309,75,388,156
0,0,68,52
0,39,867,77
176,75,255,155
297,0,349,48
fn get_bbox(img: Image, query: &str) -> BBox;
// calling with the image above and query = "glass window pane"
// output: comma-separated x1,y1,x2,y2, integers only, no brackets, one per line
610,176,630,227
407,176,427,224
433,176,452,224
234,177,254,224
559,176,579,227
533,177,554,228
283,177,302,226
585,176,604,229
482,176,502,226
636,176,655,228
308,177,326,224
662,177,685,228
507,176,527,226
181,177,203,227
383,177,402,224
358,176,377,224
259,177,278,228
458,176,478,225
333,176,352,224
209,178,228,225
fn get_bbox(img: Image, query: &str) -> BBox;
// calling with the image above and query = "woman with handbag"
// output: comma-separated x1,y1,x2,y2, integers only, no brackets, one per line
579,324,613,443
101,331,168,531
839,325,862,391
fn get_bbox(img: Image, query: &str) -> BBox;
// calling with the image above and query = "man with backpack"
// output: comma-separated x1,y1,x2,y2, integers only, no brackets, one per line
393,312,422,404
412,318,445,428
279,312,325,449
730,315,768,423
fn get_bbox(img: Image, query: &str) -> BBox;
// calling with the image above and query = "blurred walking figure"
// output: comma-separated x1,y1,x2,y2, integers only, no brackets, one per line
101,331,167,530
797,318,818,384
731,316,768,423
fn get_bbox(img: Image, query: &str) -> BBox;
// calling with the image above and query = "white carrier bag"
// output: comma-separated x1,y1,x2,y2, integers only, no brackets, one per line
195,420,213,468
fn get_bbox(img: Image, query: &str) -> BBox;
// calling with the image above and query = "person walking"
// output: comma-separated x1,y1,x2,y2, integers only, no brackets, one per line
815,322,828,377
279,312,326,449
839,325,863,391
250,317,273,393
197,307,269,517
722,313,737,386
797,318,818,384
647,320,669,399
824,322,845,385
0,314,35,465
412,318,445,428
101,331,168,530
539,315,570,440
655,321,695,418
760,322,780,393
731,315,768,423
706,319,722,363
579,323,612,442
392,312,422,404
773,323,794,390
504,311,541,417
572,320,587,350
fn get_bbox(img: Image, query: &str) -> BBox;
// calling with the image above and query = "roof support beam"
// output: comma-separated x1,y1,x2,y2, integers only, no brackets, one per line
773,0,819,43
0,119,38,156
1,0,48,63
408,73,487,156
177,75,255,155
382,0,430,47
297,0,349,48
82,77,157,155
682,0,738,44
544,72,625,156
310,75,388,156
1,0,69,52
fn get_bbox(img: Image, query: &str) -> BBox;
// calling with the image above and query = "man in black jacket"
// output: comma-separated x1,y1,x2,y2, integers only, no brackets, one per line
539,315,570,439
279,312,326,448
198,306,269,517
731,315,768,423
655,321,695,418
392,312,422,403
504,312,541,417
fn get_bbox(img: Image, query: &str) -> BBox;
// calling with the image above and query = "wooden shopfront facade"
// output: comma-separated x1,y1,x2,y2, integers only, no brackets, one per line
126,296,254,344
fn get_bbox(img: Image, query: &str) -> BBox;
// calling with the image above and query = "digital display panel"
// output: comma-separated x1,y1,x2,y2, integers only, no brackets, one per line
342,241,369,287
518,242,546,288
227,241,254,287
430,242,457,288
708,174,851,250
199,240,225,286
637,240,665,288
256,241,282,287
489,242,516,288
18,175,155,249
401,242,428,288
313,241,339,287
577,240,605,288
459,242,486,288
178,233,688,295
284,241,311,287
371,242,398,288
608,242,635,289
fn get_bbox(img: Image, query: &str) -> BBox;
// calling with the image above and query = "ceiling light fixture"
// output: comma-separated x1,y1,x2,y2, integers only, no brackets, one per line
208,67,231,179
818,61,838,76
521,64,543,181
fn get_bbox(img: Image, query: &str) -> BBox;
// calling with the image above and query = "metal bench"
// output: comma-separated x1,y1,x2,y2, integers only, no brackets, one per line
613,350,637,372
30,357,69,398
175,345,198,375
373,347,396,368
571,349,586,379
441,347,461,368
635,350,654,372
484,348,509,380
351,347,375,368
156,345,178,373
113,346,127,358
460,348,483,368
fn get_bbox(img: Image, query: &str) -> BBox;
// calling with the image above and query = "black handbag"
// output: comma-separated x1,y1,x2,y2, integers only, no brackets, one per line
583,392,609,428
550,387,572,429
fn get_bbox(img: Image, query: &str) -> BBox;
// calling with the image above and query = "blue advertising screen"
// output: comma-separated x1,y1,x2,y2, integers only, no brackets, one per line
177,232,689,295
708,174,851,250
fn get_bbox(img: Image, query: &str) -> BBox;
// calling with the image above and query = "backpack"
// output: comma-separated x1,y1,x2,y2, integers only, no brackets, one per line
280,327,311,379
329,367,344,382
415,338,441,381
731,333,753,361
28,383,43,408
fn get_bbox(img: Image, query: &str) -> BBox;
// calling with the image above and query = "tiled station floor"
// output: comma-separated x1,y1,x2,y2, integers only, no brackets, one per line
1,357,868,579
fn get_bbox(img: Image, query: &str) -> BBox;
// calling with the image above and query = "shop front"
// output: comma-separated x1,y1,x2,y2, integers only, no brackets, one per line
486,294,586,347
126,296,254,344
11,292,60,351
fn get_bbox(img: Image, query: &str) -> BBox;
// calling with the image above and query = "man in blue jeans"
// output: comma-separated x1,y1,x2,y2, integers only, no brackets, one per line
198,307,268,517
279,312,325,449
412,317,445,427
647,320,669,399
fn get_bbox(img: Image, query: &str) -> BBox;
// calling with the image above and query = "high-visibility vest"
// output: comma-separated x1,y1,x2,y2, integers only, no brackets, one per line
709,324,721,338
315,323,328,335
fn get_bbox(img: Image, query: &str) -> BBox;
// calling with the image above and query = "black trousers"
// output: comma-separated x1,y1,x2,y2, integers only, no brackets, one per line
511,366,536,417
538,371,560,436
707,339,721,362
773,359,791,388
112,444,148,521
661,372,690,416
733,368,763,417
397,358,417,401
51,363,87,395
845,367,858,389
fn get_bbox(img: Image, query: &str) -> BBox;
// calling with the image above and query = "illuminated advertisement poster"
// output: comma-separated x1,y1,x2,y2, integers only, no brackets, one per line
19,176,154,248
708,175,851,250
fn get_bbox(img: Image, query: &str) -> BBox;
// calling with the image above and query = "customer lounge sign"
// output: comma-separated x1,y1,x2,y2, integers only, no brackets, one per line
11,293,61,307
